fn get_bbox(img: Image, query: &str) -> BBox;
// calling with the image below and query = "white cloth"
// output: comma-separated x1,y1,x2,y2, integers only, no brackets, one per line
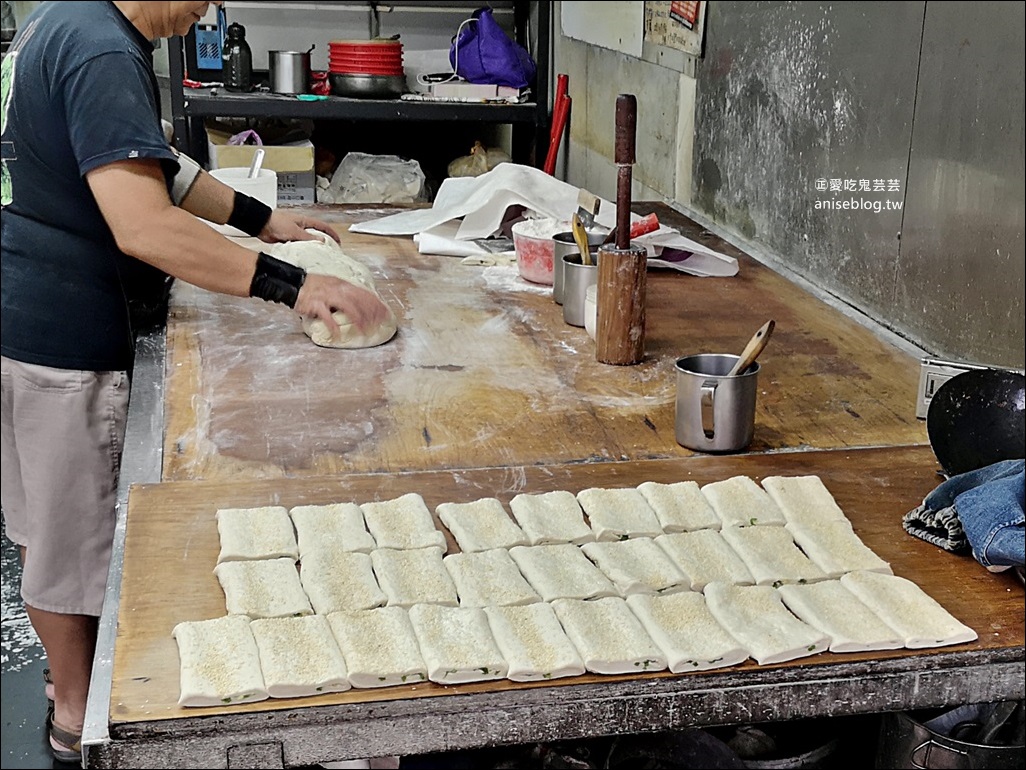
349,164,739,277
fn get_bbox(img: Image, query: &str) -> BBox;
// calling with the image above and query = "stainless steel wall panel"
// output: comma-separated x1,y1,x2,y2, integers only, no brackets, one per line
896,1,1025,367
693,1,924,316
691,1,1024,367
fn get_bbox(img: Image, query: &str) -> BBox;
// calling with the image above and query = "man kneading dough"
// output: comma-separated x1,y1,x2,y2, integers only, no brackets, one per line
265,234,398,349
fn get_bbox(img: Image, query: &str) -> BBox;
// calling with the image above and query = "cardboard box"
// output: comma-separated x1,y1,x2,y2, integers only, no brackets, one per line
205,127,316,203
429,81,521,100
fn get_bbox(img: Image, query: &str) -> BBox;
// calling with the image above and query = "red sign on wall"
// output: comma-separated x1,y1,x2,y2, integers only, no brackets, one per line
670,1,701,30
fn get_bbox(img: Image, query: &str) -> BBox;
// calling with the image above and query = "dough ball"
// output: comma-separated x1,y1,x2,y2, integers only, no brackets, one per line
302,308,397,349
264,235,398,349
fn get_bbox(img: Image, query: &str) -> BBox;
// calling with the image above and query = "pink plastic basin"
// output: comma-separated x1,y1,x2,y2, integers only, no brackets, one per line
511,223,555,285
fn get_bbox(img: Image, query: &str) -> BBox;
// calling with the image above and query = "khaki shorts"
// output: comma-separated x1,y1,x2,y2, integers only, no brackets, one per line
1,356,129,616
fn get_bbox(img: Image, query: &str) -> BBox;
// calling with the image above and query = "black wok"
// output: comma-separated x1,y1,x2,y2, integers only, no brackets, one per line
927,368,1025,477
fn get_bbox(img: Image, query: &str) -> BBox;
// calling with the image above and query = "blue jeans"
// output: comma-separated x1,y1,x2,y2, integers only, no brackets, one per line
922,460,1025,569
952,460,1025,569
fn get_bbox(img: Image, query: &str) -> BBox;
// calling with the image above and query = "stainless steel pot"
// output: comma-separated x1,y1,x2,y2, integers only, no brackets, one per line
269,47,312,94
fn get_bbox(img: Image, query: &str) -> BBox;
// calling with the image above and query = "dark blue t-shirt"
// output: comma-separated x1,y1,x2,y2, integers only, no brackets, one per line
1,1,179,371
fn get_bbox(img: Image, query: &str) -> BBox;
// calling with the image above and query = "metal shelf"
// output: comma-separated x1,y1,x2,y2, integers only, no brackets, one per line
166,0,550,168
181,88,541,123
225,1,514,13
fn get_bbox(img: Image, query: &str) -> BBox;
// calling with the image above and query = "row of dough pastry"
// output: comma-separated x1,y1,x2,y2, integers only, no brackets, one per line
215,475,872,565
173,570,978,708
214,517,892,620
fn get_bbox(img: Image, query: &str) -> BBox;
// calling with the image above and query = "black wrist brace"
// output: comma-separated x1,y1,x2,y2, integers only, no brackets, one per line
227,190,273,236
249,252,307,308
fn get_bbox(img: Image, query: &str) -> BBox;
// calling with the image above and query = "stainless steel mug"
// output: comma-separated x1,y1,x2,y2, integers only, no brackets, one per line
562,254,599,327
269,49,312,94
675,354,759,452
552,230,604,305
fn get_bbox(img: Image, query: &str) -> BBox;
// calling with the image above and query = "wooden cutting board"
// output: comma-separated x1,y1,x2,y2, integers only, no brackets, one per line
110,445,1024,724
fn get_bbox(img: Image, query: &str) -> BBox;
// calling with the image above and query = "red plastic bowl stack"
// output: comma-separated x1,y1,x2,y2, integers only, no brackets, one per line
329,39,404,77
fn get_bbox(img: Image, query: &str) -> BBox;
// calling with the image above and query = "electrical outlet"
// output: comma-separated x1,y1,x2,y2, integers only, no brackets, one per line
916,359,988,419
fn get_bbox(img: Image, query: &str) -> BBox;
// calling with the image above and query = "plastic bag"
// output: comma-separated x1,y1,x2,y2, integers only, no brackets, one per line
227,129,262,146
318,152,426,204
447,141,511,178
449,7,536,88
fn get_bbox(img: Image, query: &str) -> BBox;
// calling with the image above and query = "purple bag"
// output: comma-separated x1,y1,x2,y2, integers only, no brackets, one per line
449,7,536,89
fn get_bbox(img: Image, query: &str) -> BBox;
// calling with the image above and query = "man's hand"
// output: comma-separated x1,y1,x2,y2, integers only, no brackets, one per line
259,210,342,244
294,274,392,340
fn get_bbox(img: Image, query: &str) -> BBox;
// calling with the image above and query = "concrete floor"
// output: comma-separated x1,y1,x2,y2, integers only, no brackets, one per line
1,532,60,769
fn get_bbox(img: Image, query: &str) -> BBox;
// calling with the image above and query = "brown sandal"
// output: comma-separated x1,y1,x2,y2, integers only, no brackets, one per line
47,712,82,764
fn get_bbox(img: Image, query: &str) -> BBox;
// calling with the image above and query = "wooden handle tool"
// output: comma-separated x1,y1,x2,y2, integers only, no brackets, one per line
727,320,775,376
595,93,646,366
614,94,637,250
571,213,591,266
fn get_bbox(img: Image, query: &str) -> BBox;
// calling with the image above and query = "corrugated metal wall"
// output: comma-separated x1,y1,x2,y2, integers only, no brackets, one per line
692,1,1024,368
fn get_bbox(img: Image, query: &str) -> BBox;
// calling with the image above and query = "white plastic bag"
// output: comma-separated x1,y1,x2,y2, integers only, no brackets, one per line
319,152,426,204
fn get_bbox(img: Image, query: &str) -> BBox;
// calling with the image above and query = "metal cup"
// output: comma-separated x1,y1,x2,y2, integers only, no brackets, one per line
674,354,760,453
562,254,599,327
269,50,312,94
553,231,604,305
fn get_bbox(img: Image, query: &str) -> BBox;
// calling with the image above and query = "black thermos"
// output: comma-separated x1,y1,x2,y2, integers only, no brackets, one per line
222,22,252,92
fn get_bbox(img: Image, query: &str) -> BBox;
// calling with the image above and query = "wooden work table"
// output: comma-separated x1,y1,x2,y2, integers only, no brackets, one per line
160,203,927,482
101,448,1023,769
83,203,1023,768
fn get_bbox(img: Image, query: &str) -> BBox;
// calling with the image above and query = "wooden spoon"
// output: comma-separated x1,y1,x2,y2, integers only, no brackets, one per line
727,320,775,376
571,213,592,266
